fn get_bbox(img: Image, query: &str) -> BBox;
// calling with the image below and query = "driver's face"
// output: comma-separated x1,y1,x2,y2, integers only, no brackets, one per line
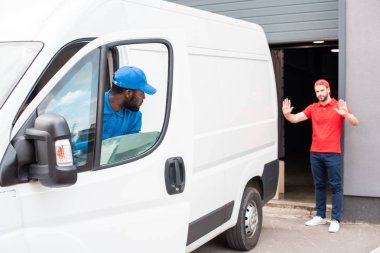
123,89,145,112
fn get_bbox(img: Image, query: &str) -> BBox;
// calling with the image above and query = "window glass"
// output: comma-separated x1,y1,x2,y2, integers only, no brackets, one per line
38,49,100,168
22,42,88,116
101,43,169,165
0,42,43,108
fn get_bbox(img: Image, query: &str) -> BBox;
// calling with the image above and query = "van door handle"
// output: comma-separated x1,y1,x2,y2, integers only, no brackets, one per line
165,157,186,195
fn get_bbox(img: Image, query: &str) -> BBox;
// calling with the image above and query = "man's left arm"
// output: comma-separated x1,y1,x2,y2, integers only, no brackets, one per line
344,112,359,126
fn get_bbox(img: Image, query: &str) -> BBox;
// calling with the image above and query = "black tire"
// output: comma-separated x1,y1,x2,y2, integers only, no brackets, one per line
224,187,263,251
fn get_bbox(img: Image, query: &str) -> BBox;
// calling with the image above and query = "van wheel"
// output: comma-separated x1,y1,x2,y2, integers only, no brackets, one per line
225,187,262,251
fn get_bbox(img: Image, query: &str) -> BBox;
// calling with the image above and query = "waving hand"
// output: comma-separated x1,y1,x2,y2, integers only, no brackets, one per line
282,98,294,116
334,99,349,117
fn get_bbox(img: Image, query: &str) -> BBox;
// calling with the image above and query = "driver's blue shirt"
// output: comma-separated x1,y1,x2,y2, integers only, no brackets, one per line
103,91,142,140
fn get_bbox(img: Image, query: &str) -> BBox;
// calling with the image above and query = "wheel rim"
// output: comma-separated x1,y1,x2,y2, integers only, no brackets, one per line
244,200,258,238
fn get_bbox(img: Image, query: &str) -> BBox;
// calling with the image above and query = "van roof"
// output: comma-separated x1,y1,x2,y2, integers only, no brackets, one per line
0,0,72,41
0,0,267,56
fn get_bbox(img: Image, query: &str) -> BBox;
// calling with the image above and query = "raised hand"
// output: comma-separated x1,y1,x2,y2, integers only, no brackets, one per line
334,99,349,117
282,98,294,115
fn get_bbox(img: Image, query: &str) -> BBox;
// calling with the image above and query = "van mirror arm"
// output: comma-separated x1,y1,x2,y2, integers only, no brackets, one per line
0,145,19,187
0,136,35,187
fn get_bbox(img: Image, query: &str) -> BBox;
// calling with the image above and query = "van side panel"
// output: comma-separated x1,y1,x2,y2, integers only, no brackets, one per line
186,47,277,251
188,48,276,202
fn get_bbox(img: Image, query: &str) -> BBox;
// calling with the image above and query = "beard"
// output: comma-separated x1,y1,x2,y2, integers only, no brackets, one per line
318,94,328,102
123,92,141,112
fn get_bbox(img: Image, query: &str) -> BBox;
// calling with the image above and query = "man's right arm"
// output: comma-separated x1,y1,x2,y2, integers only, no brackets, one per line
282,98,308,124
284,111,308,124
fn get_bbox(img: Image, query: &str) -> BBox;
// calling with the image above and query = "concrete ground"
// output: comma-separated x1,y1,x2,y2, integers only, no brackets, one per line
193,205,380,253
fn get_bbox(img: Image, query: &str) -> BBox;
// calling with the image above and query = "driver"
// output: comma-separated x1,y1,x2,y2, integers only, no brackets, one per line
103,66,156,140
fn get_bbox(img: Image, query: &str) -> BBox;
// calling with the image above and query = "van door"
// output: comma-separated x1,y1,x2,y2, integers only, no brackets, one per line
10,30,192,253
0,186,28,252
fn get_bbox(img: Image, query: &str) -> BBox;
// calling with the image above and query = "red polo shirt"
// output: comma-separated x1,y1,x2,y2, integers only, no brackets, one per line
303,98,348,153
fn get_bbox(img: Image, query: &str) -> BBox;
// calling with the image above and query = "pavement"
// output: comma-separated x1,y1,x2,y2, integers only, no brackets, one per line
193,200,380,253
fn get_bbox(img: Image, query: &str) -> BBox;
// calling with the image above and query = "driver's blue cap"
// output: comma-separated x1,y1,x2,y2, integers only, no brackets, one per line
112,66,156,95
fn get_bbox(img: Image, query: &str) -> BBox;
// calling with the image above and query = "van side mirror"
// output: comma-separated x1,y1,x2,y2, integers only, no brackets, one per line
25,114,77,187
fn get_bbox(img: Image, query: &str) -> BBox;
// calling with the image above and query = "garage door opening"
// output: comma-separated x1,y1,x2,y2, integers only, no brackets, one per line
271,42,339,203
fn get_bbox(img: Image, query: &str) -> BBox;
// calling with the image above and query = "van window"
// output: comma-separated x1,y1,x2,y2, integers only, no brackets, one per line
33,41,170,170
38,49,100,170
36,42,89,92
20,41,90,117
100,43,169,165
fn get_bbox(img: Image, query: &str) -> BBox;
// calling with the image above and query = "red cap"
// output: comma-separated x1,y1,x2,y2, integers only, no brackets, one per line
314,79,330,89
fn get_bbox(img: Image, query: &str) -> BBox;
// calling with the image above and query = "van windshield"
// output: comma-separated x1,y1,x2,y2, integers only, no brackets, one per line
0,42,43,109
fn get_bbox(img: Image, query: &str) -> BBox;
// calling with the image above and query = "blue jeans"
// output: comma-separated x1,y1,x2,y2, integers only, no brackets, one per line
310,152,343,222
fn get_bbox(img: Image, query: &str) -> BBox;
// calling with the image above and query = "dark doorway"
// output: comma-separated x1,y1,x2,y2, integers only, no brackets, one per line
274,43,339,203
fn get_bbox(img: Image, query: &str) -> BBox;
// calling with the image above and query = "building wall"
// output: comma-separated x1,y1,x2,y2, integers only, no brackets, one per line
342,0,380,223
167,0,339,44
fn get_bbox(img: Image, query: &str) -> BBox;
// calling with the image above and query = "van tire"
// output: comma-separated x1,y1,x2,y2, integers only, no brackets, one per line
225,187,262,251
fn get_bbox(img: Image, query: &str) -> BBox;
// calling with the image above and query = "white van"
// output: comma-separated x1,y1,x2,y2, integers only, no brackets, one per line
0,0,278,252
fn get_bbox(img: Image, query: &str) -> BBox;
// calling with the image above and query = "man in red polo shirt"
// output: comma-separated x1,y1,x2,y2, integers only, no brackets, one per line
282,79,359,233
